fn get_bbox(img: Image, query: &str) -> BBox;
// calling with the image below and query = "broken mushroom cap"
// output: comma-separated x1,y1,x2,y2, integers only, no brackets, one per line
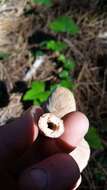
38,113,64,138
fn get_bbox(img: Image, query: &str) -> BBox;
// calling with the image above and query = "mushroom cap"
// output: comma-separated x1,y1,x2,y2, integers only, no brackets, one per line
47,87,76,118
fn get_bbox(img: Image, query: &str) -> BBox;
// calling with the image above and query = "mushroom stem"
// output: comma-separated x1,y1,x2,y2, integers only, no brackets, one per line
38,113,64,138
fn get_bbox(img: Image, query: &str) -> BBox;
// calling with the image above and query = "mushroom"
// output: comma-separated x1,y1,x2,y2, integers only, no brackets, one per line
38,87,76,138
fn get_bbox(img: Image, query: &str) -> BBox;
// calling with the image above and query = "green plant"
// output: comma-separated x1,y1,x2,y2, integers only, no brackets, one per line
23,81,50,105
59,70,69,79
49,16,79,35
41,40,68,52
32,0,52,6
26,1,79,105
38,39,76,92
58,54,75,70
86,127,103,149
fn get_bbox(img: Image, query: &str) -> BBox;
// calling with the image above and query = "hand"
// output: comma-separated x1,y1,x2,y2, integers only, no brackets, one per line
0,106,90,190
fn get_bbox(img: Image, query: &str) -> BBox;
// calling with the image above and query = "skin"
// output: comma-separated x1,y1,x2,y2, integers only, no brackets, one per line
0,106,90,190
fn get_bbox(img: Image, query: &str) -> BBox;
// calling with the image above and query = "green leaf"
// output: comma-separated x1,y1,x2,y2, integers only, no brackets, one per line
31,81,45,93
36,91,50,103
58,54,66,63
59,70,69,79
46,40,67,52
32,0,52,6
58,54,75,70
33,100,40,106
50,80,75,92
63,58,75,70
23,81,45,101
23,89,37,101
86,127,103,149
0,52,10,60
49,16,79,34
60,80,72,89
23,90,50,103
23,81,50,104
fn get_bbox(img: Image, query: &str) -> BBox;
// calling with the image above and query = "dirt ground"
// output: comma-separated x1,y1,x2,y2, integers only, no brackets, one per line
0,1,107,189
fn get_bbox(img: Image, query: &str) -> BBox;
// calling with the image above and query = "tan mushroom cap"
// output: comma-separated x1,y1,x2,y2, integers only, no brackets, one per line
47,87,76,118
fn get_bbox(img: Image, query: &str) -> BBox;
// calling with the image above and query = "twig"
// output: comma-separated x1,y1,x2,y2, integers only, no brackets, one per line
63,38,84,59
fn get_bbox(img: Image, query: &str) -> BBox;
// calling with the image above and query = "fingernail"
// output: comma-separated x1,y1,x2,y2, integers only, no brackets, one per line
19,168,47,190
60,112,89,149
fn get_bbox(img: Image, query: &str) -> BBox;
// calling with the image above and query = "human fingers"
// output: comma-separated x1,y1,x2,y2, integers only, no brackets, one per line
60,112,89,149
20,134,90,190
19,153,80,190
37,116,89,190
0,106,43,168
18,112,89,190
13,111,89,175
38,112,89,156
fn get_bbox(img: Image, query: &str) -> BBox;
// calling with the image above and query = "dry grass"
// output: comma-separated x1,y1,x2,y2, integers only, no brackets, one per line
0,93,23,125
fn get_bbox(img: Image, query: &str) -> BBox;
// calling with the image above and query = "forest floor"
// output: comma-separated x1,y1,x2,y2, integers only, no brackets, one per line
0,1,107,189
